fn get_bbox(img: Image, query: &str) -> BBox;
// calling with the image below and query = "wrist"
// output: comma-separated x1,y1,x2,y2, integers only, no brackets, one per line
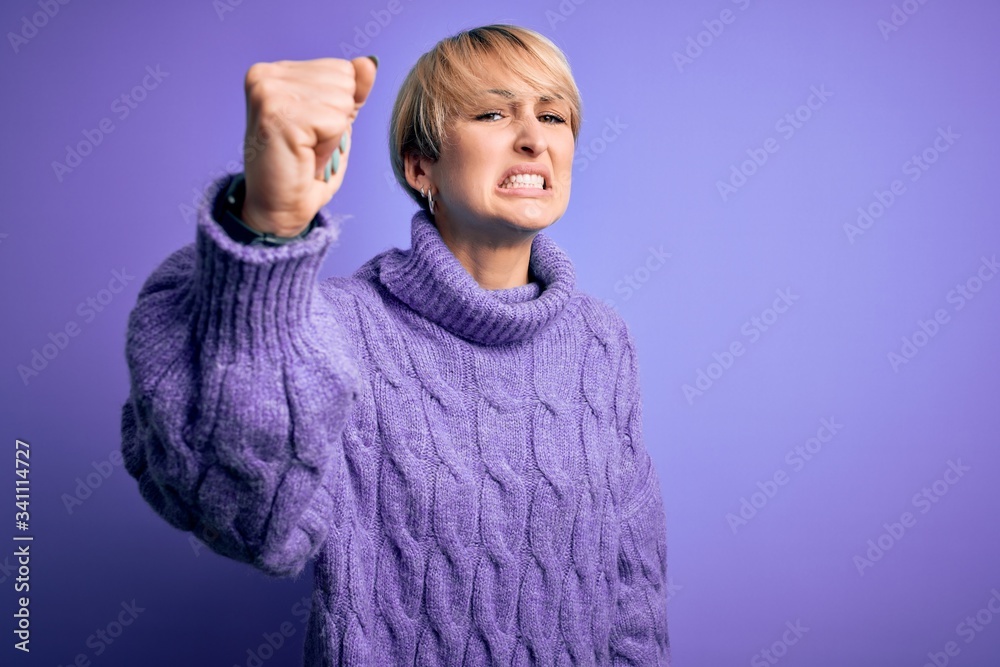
215,173,317,246
241,203,312,239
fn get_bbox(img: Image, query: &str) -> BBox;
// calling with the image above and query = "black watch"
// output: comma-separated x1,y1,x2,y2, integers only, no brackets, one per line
214,173,318,247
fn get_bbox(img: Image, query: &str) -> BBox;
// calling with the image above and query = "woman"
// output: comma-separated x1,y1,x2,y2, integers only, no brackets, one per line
121,24,670,666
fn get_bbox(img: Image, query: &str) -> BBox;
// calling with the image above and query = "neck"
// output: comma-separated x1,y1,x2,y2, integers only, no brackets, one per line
374,209,575,346
432,212,537,290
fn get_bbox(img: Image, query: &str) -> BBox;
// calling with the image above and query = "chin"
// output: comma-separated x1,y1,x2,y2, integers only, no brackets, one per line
505,201,564,229
507,213,558,233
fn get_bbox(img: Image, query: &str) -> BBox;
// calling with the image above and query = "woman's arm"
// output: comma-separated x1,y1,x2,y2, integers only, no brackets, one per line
609,322,672,665
120,174,360,577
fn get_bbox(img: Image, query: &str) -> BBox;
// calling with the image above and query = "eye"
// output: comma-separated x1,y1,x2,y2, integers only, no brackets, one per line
475,110,567,124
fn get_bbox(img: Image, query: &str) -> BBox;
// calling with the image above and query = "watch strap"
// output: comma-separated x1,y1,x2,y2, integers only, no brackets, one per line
214,173,318,247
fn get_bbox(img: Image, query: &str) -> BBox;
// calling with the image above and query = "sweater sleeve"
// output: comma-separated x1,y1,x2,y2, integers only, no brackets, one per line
609,324,671,666
120,173,360,578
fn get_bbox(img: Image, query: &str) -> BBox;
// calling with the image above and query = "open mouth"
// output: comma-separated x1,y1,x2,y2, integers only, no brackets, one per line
498,173,546,190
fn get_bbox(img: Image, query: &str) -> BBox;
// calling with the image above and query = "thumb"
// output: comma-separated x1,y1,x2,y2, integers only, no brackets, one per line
351,55,378,110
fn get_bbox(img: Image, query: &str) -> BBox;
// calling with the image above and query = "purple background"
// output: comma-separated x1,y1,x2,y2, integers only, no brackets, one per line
3,0,999,665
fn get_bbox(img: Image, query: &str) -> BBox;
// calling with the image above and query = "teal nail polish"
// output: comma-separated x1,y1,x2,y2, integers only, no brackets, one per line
332,148,341,174
339,132,348,152
367,54,379,69
323,157,332,183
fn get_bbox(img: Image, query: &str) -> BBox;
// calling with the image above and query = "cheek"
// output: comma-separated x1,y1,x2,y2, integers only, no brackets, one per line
551,138,575,188
452,148,497,193
552,160,574,193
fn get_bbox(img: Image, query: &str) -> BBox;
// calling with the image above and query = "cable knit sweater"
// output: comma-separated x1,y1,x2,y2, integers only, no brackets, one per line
120,174,671,666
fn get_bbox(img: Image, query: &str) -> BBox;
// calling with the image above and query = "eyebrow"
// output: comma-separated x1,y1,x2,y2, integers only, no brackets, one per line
484,88,565,104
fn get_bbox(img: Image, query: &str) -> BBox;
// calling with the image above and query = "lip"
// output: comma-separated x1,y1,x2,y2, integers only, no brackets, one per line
497,163,552,190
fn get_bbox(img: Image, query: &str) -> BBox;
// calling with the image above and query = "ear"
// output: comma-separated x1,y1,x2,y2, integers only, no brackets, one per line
403,151,433,192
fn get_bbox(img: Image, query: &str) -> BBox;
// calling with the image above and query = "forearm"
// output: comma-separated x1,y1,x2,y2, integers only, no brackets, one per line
121,173,360,576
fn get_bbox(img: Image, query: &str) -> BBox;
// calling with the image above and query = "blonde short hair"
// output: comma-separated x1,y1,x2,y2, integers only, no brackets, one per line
389,24,583,213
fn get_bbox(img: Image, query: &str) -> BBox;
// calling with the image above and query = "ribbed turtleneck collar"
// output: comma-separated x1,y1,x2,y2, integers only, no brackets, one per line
377,210,576,346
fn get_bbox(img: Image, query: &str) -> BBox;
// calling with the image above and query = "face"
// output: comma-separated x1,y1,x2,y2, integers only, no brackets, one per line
405,66,575,244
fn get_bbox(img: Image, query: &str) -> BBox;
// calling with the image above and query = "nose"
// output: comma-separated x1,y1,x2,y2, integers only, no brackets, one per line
514,114,548,155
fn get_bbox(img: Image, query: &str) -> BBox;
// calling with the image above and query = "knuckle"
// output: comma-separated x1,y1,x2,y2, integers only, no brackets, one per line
246,77,273,108
331,58,354,75
249,78,285,111
244,61,272,88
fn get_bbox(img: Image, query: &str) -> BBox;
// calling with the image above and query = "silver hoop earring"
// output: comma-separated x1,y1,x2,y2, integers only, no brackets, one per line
420,186,435,215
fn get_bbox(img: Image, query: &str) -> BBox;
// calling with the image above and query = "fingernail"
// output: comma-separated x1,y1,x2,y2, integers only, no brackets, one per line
324,156,332,183
367,54,379,69
332,147,341,175
339,132,348,152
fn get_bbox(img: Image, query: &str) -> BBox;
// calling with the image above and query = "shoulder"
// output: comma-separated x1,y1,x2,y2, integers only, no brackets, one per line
315,251,410,357
570,289,635,355
316,250,388,313
136,242,196,299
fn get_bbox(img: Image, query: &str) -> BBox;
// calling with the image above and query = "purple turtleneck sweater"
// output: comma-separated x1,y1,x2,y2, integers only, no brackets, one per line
120,174,671,666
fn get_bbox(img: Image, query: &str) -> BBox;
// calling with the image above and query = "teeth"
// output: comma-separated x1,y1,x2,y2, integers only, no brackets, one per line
500,173,545,189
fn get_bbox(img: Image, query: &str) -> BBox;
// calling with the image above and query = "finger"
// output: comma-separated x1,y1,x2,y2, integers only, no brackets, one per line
314,124,352,182
350,56,378,111
261,89,348,164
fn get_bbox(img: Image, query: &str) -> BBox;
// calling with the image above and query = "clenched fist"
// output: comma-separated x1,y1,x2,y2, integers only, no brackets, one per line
239,56,378,237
